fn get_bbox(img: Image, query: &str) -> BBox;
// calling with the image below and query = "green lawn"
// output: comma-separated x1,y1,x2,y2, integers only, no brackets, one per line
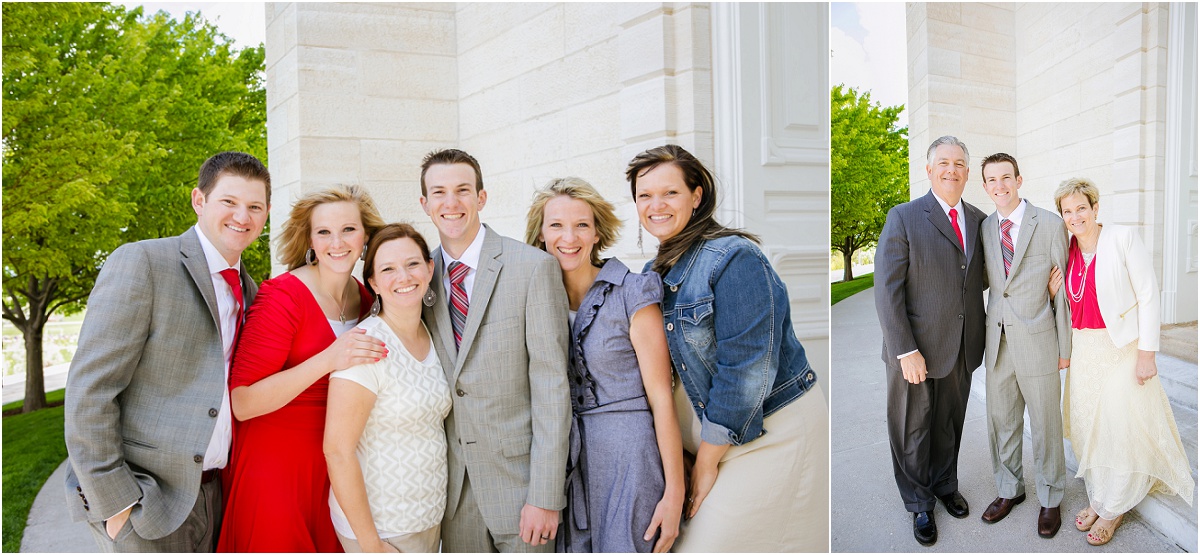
2,389,68,553
831,272,874,305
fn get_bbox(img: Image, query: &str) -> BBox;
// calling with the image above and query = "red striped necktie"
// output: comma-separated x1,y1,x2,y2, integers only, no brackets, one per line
1000,218,1014,277
448,261,470,349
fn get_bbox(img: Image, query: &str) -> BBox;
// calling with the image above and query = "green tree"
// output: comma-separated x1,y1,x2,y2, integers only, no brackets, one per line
3,3,268,413
831,84,908,282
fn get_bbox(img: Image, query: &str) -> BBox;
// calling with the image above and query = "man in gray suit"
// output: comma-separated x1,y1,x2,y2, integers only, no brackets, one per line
977,152,1071,538
875,135,986,547
64,152,271,551
418,149,570,553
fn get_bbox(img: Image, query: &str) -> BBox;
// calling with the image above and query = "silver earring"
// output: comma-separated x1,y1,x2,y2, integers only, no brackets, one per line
305,248,317,266
361,246,367,261
637,226,644,253
423,287,436,307
369,296,381,317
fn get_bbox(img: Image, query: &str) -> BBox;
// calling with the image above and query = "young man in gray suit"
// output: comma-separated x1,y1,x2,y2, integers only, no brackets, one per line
64,152,270,552
875,135,987,547
418,149,571,553
977,153,1071,538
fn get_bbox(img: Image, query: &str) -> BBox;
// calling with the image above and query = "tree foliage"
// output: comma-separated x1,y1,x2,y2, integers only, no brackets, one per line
2,2,268,412
830,84,909,282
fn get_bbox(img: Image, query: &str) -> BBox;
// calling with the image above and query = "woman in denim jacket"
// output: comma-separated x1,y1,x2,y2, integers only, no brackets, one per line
627,144,829,551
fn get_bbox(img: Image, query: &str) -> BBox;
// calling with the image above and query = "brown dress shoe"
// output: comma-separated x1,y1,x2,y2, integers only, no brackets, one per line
1038,506,1061,538
980,493,1026,523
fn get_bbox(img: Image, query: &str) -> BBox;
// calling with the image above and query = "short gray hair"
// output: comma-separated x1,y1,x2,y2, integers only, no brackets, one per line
926,135,970,166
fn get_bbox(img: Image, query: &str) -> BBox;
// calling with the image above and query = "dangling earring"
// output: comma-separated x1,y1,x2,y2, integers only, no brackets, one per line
305,248,317,266
423,287,436,307
369,296,381,317
360,246,367,261
637,226,644,253
692,207,697,217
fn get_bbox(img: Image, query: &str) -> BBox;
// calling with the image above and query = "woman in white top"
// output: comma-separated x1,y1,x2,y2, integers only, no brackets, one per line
324,223,453,553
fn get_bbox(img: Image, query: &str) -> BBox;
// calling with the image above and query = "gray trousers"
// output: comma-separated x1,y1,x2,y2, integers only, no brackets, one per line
986,332,1066,507
88,477,221,553
440,471,554,554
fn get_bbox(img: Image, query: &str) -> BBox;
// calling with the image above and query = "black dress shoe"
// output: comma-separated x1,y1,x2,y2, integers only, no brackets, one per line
1038,506,1062,538
937,491,969,518
913,511,937,546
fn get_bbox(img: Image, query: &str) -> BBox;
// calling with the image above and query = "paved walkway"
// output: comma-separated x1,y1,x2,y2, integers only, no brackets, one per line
21,461,94,552
831,287,1186,553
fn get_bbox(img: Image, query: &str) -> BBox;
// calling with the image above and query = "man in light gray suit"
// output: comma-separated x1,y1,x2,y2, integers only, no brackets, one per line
64,152,270,551
418,149,570,553
977,153,1071,538
876,135,987,547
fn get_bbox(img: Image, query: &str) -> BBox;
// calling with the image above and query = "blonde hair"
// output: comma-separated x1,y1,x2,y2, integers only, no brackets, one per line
524,177,621,267
275,184,386,270
1052,177,1101,215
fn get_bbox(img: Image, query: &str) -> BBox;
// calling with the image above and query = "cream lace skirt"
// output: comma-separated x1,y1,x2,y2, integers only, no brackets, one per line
1063,328,1195,520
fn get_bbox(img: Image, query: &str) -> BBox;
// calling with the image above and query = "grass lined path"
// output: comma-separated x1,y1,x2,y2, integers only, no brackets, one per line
2,389,67,553
831,272,873,305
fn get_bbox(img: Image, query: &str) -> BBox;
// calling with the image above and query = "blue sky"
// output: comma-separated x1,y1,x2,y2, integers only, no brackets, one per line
830,2,908,127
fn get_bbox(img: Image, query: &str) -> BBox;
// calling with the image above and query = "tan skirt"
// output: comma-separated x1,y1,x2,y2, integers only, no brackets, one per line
672,380,829,552
1063,328,1194,520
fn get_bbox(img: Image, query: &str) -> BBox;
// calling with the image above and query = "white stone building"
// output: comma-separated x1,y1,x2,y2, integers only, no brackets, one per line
263,3,831,381
907,2,1198,324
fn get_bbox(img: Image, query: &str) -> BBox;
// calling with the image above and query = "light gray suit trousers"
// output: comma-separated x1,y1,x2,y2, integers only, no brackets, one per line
981,202,1072,507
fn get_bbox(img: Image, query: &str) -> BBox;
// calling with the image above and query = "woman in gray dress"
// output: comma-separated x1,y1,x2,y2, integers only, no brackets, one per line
525,177,684,553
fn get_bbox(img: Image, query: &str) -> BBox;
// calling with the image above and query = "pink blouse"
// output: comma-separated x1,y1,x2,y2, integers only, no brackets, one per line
1066,236,1105,330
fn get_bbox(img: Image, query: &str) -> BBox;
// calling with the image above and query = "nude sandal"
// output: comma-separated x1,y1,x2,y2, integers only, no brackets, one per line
1086,513,1124,546
1075,506,1098,531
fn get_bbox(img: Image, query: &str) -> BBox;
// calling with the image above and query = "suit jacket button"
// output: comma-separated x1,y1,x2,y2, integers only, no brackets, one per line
958,314,964,319
456,389,466,397
208,408,219,417
77,486,82,492
193,455,203,463
1003,293,1009,298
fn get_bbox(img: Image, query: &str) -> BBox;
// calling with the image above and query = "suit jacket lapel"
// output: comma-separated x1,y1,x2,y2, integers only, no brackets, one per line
180,227,221,331
963,201,982,265
454,229,502,377
923,191,963,254
428,247,458,379
982,212,1000,277
1007,203,1039,285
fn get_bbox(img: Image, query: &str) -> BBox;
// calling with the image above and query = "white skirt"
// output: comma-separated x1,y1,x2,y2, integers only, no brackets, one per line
1063,328,1194,520
671,380,829,552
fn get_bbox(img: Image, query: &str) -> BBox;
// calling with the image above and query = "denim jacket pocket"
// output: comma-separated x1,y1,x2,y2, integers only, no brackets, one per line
678,299,715,349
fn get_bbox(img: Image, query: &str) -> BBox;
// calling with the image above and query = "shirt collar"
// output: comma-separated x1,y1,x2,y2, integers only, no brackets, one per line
440,225,486,270
931,191,964,217
595,258,631,286
1001,198,1027,225
193,224,239,275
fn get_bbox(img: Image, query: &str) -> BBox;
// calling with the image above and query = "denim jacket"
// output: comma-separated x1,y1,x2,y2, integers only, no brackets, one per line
648,235,818,447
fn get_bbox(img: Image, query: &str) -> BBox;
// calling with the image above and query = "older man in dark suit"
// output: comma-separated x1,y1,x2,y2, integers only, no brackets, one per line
875,135,987,547
64,152,270,552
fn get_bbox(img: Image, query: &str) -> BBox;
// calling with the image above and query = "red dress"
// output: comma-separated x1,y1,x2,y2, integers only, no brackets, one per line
217,272,371,552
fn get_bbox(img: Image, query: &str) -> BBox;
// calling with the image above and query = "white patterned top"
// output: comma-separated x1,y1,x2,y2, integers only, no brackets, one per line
328,316,452,538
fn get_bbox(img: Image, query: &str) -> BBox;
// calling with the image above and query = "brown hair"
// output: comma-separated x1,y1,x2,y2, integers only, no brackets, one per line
197,151,272,205
420,148,484,196
524,177,622,267
1053,177,1101,215
980,152,1021,180
625,144,758,274
362,223,433,302
275,184,386,270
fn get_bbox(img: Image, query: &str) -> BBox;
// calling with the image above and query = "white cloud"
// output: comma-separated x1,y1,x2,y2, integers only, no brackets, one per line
831,3,909,127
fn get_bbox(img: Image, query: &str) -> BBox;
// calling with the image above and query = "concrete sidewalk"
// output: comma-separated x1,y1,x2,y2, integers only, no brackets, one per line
831,287,1190,553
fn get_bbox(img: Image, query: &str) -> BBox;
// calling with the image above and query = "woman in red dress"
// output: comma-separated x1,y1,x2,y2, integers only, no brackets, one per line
217,185,389,552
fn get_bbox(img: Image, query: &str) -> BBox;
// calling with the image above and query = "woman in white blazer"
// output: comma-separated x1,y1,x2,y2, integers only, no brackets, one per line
1049,177,1194,546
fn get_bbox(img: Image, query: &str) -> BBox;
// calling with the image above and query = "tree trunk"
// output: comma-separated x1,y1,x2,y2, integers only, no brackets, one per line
22,318,47,413
842,238,856,282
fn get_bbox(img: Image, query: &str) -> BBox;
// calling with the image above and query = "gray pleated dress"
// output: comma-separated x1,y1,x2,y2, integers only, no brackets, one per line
557,258,667,553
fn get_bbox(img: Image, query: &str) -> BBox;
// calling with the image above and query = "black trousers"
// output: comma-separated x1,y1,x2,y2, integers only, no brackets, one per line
886,351,973,513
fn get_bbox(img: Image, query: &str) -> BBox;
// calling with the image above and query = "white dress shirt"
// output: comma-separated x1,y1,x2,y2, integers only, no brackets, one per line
440,225,487,304
931,192,967,250
193,224,240,471
996,199,1027,247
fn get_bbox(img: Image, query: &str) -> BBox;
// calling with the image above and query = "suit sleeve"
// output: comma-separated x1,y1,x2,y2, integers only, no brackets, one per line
1049,216,1072,359
523,255,571,510
874,206,918,360
1122,228,1161,351
64,243,154,521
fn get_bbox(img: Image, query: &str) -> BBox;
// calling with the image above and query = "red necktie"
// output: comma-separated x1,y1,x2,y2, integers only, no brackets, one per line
949,208,965,251
1000,218,1014,277
218,268,244,343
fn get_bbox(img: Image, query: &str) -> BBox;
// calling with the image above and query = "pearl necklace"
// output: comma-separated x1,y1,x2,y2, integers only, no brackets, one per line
1067,250,1094,304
